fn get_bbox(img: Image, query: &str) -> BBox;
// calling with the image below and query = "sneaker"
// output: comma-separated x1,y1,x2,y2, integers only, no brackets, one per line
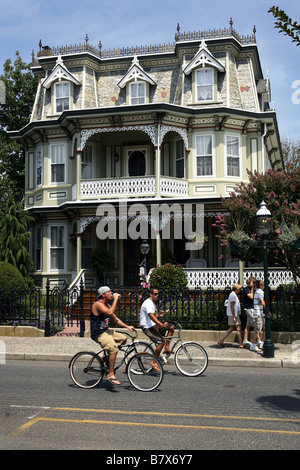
257,341,264,349
243,340,251,348
250,344,260,352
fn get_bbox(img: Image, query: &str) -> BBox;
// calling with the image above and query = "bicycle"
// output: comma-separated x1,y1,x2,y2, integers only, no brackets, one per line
139,321,208,377
69,329,163,392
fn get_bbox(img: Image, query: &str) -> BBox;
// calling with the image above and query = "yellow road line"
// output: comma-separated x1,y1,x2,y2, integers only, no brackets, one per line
53,407,300,424
10,416,300,437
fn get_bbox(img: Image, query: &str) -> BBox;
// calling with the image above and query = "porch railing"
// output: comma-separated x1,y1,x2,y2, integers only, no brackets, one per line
80,176,188,199
185,268,295,289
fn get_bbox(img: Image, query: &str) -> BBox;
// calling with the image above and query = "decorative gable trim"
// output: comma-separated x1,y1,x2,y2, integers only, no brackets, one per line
183,39,225,75
117,56,156,88
41,56,81,89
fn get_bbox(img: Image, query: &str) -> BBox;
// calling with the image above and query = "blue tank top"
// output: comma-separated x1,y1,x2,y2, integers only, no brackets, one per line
90,308,109,340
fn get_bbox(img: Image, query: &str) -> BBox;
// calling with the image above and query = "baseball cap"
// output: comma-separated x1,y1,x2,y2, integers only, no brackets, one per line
97,286,111,297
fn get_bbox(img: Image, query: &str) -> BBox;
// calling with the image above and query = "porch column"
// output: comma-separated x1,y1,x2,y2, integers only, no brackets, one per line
155,116,162,266
76,234,82,275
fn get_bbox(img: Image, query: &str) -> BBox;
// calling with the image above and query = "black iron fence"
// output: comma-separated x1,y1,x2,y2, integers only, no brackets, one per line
0,281,299,336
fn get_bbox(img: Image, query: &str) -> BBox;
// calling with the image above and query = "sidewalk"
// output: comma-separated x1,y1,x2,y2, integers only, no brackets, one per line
1,328,299,368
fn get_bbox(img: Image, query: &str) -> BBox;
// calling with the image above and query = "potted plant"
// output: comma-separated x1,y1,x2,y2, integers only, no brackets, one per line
227,222,252,256
90,249,115,284
277,223,300,250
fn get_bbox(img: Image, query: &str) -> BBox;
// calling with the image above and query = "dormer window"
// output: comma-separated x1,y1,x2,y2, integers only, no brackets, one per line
41,56,80,115
55,82,70,113
130,82,146,105
196,69,214,102
118,56,156,105
183,39,225,104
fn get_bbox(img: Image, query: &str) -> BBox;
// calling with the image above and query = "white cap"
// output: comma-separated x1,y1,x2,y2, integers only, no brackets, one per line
97,286,111,297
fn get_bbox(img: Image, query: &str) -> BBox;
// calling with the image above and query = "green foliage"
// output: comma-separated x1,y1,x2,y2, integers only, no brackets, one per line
0,192,34,282
0,261,26,290
269,6,300,45
149,263,187,293
0,51,38,194
213,169,300,283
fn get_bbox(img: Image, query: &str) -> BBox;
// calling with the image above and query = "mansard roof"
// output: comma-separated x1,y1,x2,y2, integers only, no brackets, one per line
183,39,225,75
117,56,156,88
41,56,81,89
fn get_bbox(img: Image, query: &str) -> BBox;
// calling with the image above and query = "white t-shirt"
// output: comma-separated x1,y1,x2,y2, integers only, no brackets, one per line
226,291,240,317
140,298,156,329
253,288,264,318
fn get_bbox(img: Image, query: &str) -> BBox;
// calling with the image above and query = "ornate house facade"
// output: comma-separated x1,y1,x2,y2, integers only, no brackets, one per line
10,23,284,289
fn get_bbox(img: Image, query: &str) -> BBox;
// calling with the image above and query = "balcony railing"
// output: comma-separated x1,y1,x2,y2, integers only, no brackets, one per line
80,176,188,199
185,268,295,289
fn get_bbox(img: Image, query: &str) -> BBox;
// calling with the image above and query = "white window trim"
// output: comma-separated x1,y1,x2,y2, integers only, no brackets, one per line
35,226,42,271
129,81,146,105
174,138,185,179
54,81,70,114
48,223,67,272
194,133,215,178
225,133,241,179
195,68,214,103
49,142,67,185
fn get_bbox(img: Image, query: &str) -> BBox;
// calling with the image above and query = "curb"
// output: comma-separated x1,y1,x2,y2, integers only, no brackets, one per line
4,352,298,368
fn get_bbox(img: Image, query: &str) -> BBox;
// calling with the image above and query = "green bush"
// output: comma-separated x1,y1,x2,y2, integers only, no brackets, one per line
149,263,187,293
0,261,26,290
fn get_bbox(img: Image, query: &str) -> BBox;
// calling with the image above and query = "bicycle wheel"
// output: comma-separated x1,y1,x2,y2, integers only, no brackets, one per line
127,353,163,392
69,351,104,388
124,340,155,365
175,342,208,377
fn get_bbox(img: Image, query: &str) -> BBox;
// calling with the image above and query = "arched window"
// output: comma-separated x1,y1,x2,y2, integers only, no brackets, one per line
128,150,146,176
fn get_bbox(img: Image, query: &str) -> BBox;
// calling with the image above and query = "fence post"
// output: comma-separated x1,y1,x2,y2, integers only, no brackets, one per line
45,279,50,337
79,277,85,337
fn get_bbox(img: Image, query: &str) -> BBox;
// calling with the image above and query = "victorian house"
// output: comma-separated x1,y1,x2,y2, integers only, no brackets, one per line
10,22,284,289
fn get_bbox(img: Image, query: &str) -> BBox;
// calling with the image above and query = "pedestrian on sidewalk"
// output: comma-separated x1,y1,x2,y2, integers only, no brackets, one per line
218,283,244,348
242,276,256,348
250,280,265,352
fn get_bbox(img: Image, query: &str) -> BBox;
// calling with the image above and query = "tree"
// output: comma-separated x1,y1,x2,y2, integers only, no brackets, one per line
269,6,300,45
0,51,37,194
213,169,300,284
281,136,300,171
0,191,34,284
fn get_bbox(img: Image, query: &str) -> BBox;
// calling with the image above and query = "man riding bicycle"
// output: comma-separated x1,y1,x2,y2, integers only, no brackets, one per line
139,288,175,360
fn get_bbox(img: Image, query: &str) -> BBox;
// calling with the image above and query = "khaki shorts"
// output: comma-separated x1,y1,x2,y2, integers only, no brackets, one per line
228,315,241,326
245,309,255,328
253,315,265,333
95,330,126,355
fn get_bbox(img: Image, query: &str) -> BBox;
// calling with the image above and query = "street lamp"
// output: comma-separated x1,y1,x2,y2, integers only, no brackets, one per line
140,239,150,277
255,201,274,358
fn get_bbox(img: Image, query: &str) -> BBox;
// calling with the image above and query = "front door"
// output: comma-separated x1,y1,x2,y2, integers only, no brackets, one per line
123,239,140,286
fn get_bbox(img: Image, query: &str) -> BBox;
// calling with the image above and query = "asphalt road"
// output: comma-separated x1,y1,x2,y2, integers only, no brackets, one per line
0,360,299,453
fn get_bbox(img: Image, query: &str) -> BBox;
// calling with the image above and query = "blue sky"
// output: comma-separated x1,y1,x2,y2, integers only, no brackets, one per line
0,0,299,140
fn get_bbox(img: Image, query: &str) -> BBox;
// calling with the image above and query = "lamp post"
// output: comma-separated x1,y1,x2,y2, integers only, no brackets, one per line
140,239,150,277
255,201,274,358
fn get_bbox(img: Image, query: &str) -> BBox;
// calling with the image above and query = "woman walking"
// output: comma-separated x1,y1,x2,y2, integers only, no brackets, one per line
218,283,244,348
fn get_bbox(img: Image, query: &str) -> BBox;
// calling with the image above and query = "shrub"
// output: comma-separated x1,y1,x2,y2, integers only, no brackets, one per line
149,263,187,293
0,261,26,290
